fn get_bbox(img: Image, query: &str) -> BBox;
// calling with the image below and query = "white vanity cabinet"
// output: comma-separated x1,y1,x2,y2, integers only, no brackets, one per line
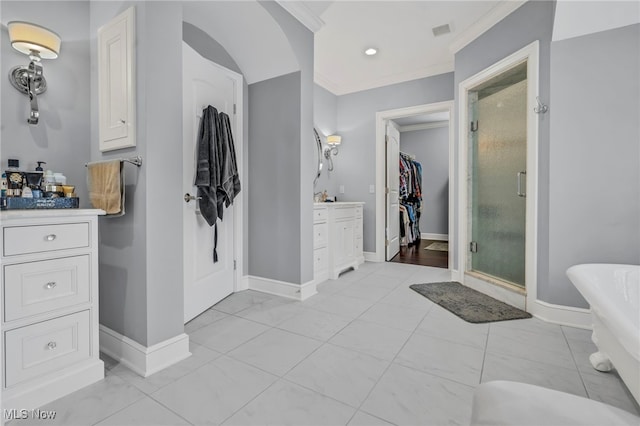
1,209,105,410
314,202,365,282
313,205,329,283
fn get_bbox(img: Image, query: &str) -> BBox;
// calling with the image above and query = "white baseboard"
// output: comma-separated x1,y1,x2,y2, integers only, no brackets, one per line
238,275,250,292
247,276,317,301
364,251,383,262
450,269,462,282
530,300,592,329
422,233,449,241
99,326,191,378
458,272,592,329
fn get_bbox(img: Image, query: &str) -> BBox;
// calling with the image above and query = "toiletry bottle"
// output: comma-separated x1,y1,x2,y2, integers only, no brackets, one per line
6,159,22,197
36,161,46,172
1,171,6,198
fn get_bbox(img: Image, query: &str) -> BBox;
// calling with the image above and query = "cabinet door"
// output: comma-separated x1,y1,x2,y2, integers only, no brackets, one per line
98,7,136,152
335,219,355,264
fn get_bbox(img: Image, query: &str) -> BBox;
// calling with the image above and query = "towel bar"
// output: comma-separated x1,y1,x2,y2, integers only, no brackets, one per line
85,156,142,167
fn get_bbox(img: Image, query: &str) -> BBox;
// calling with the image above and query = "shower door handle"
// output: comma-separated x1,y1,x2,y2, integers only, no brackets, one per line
517,171,526,197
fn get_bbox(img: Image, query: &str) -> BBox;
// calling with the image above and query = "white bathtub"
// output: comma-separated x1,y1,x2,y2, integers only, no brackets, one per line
567,263,640,405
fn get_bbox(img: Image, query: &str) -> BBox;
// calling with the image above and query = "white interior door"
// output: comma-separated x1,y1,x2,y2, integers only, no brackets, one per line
183,42,238,323
386,122,400,260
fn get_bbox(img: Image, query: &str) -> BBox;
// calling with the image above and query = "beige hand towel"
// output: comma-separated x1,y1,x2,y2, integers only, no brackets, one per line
87,160,125,215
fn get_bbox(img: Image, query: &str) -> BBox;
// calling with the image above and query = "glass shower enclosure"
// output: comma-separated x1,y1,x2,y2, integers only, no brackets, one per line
468,62,527,288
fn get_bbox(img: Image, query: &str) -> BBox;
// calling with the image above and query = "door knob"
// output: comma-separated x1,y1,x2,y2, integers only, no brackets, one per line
184,193,202,203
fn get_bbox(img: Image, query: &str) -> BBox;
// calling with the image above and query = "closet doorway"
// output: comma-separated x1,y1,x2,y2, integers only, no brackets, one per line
390,112,450,268
375,101,454,270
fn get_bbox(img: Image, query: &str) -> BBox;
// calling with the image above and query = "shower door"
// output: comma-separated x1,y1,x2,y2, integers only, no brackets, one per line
469,66,527,287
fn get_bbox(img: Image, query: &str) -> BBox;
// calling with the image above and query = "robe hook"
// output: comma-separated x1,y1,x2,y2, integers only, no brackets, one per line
534,96,548,114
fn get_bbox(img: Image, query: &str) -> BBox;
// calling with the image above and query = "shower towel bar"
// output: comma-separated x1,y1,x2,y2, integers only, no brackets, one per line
85,156,142,167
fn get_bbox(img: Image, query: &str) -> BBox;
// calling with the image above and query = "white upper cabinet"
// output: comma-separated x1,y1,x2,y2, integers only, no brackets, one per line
98,7,136,152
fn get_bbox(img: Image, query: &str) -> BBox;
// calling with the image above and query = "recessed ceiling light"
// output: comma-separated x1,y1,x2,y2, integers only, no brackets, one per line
364,47,378,56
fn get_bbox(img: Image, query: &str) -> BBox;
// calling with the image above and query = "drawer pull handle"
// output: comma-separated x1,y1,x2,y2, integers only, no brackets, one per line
45,234,57,241
47,341,57,350
45,281,57,289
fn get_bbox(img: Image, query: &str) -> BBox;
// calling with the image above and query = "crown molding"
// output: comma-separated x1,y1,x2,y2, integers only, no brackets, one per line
314,71,343,96
316,61,454,96
399,121,449,133
276,1,325,33
449,0,528,54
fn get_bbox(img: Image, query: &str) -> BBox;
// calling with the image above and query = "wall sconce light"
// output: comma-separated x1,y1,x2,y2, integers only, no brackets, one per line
7,21,61,125
323,134,342,171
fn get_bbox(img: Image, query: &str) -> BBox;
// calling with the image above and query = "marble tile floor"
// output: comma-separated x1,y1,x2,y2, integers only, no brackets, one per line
12,262,640,425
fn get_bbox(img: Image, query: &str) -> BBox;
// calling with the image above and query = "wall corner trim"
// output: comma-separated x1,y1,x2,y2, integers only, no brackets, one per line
275,1,325,33
99,326,191,377
449,0,527,53
247,276,317,301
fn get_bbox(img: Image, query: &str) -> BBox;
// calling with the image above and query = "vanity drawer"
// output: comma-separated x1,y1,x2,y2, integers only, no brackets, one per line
5,310,91,388
333,207,355,221
4,255,90,322
313,208,328,223
355,206,363,218
313,247,328,272
313,223,328,248
4,223,90,257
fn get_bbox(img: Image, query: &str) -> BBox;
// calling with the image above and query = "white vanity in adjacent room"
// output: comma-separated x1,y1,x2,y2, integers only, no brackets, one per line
313,202,364,283
0,209,105,411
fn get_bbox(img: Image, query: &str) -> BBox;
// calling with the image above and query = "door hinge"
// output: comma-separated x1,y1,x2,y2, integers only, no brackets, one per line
233,260,237,270
470,121,479,132
385,135,389,143
385,239,390,247
233,104,237,115
385,187,390,194
470,241,478,253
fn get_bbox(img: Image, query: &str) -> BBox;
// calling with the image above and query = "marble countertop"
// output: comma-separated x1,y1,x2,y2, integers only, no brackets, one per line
1,208,106,220
314,201,365,206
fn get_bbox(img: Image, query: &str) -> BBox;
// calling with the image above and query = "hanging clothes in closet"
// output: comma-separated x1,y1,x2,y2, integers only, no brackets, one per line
195,105,241,262
399,152,422,247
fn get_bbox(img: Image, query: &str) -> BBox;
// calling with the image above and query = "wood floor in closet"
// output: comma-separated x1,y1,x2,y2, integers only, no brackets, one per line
390,239,448,269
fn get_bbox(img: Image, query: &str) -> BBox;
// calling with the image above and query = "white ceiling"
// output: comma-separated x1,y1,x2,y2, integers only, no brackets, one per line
308,0,526,95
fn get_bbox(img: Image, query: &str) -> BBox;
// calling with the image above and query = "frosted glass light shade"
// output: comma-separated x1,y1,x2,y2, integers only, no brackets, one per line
8,21,61,59
327,135,342,146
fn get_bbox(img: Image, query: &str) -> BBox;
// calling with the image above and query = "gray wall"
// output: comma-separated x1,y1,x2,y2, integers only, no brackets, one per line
261,1,314,284
334,73,454,252
400,126,449,236
90,1,184,347
313,84,338,194
248,72,303,283
1,1,90,205
547,23,640,307
454,0,554,299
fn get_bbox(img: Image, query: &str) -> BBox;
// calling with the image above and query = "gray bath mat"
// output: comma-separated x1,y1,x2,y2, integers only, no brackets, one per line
409,281,532,323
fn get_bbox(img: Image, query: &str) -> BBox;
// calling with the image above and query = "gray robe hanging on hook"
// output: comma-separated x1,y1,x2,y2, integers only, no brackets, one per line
195,106,241,263
195,106,221,261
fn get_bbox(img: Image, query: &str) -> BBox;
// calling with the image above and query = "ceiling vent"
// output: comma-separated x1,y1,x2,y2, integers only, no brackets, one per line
432,24,451,37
